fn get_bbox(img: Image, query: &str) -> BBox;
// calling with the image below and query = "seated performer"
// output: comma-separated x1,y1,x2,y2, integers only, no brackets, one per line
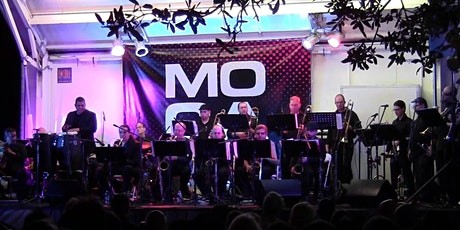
0,128,29,200
289,121,330,203
226,101,257,139
193,124,230,202
234,124,278,199
113,125,142,199
160,122,193,201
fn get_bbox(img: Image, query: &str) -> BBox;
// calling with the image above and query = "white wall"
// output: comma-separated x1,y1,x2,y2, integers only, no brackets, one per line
38,58,124,145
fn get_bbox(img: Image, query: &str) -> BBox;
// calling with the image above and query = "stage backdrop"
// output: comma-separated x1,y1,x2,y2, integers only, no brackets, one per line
123,38,311,138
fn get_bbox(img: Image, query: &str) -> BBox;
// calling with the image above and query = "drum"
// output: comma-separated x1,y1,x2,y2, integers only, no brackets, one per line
54,133,83,173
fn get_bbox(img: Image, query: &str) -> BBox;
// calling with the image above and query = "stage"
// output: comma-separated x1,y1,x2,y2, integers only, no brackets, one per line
0,195,459,230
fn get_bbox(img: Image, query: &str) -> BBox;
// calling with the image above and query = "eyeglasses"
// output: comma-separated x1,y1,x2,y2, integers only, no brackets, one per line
255,132,266,135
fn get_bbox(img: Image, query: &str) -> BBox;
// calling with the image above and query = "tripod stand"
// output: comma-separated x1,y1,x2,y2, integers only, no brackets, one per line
25,131,51,204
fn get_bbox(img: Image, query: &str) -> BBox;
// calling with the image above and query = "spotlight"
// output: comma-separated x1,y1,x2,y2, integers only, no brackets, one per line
134,39,149,57
302,34,320,50
111,38,125,56
327,32,343,48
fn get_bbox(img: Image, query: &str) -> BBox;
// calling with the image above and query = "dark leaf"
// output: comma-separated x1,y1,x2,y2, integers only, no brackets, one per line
95,13,104,25
129,0,139,5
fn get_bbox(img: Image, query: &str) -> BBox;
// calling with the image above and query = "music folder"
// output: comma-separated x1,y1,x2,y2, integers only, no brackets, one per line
94,146,124,163
194,139,227,160
266,114,298,131
281,139,320,158
236,139,272,159
153,140,188,158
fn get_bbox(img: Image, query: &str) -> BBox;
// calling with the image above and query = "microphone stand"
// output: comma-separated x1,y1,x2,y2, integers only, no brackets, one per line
372,106,388,180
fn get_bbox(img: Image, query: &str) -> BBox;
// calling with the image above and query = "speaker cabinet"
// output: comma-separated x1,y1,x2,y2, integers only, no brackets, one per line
255,179,303,207
45,179,85,204
343,179,396,208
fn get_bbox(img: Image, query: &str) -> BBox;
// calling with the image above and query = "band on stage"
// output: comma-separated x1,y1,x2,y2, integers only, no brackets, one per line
2,94,460,206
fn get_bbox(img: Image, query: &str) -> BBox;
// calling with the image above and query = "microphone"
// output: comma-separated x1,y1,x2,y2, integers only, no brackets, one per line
103,112,106,121
95,138,105,147
380,104,389,107
113,124,120,128
370,113,378,118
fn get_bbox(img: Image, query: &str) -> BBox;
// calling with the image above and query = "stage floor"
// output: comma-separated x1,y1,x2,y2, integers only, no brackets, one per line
0,196,459,230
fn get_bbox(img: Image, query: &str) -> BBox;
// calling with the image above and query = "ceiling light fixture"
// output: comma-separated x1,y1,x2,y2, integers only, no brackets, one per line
327,32,344,48
134,39,148,57
111,38,125,56
302,34,320,50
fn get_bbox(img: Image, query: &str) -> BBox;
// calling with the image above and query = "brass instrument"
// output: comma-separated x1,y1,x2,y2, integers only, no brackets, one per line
205,158,214,167
419,127,431,136
252,107,259,126
213,109,226,125
340,100,354,143
296,105,312,139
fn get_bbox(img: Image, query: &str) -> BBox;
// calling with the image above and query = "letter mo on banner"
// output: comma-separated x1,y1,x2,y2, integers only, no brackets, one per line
165,61,266,98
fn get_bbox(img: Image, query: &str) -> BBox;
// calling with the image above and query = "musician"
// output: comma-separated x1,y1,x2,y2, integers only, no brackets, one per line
389,100,415,198
160,122,193,200
434,86,460,205
62,96,97,188
409,97,435,202
282,95,306,139
196,104,214,139
1,128,29,200
193,124,230,201
113,125,142,197
227,102,256,139
234,124,277,199
289,121,329,203
325,94,361,184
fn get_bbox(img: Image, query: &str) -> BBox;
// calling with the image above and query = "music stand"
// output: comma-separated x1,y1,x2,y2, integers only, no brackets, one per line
369,124,402,180
219,114,250,138
94,147,124,195
304,112,338,131
266,114,298,131
153,140,188,204
416,108,447,128
194,139,227,202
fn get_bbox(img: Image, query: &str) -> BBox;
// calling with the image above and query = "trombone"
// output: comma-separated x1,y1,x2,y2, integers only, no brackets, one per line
340,100,354,143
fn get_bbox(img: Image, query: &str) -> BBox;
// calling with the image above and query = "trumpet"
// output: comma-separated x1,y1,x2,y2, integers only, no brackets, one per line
340,100,354,143
213,109,226,125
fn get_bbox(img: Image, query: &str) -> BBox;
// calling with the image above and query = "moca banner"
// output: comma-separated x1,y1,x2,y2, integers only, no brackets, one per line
123,38,312,138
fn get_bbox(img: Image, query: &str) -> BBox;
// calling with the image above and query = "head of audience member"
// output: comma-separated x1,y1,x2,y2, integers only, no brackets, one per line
225,210,243,230
393,100,406,119
173,122,187,140
288,202,316,230
4,127,18,144
335,94,346,112
362,215,400,230
74,96,87,115
209,124,226,139
238,101,249,115
144,210,168,230
306,121,319,139
110,193,131,218
412,97,427,111
254,124,269,140
262,191,285,217
118,125,131,141
199,103,212,122
316,198,336,221
289,96,302,114
136,122,147,138
228,212,263,230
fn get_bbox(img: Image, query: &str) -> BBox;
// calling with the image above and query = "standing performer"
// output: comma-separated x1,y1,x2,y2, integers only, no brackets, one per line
325,94,361,185
227,102,257,139
390,100,415,198
196,104,214,140
408,97,435,203
62,96,97,189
